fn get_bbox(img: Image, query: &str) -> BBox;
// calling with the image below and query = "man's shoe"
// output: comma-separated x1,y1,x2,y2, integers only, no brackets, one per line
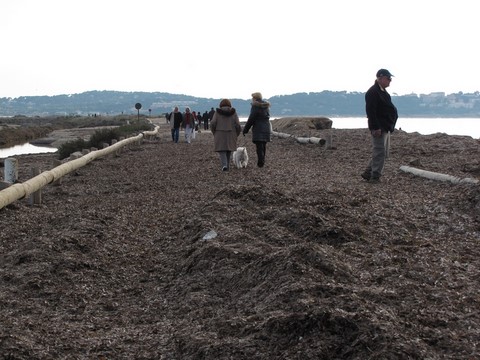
369,177,381,183
361,171,370,181
222,166,228,172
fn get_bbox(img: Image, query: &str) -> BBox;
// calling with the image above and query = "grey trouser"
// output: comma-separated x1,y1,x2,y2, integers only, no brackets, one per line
219,151,232,169
365,131,390,178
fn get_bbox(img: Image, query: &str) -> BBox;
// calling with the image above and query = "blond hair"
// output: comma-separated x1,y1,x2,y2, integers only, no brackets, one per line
251,92,262,100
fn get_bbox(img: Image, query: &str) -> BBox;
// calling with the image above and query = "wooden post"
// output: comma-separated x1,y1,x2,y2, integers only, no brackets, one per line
29,167,42,205
52,160,63,186
111,139,120,157
4,158,18,183
325,134,333,149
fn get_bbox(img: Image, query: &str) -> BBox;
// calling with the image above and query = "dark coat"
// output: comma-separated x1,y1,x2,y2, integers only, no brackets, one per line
208,109,215,120
170,111,183,129
210,107,241,152
243,99,271,142
365,81,398,132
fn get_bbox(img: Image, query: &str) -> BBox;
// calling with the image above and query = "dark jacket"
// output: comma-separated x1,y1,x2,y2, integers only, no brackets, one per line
365,81,398,132
208,109,215,120
170,111,183,129
243,99,271,142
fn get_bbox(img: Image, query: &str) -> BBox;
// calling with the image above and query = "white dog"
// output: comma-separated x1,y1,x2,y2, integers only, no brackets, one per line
232,147,249,169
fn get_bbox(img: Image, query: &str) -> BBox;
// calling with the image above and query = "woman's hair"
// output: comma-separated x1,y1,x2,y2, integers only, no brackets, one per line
219,99,232,107
251,92,262,100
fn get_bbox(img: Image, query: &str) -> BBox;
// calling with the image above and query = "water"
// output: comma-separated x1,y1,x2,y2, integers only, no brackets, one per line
0,143,57,158
265,117,480,139
326,117,480,138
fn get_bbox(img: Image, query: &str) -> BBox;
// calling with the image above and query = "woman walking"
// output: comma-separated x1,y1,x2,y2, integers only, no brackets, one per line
210,99,241,171
242,92,271,167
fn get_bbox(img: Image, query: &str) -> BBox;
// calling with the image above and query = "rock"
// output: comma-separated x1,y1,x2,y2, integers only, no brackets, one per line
409,158,422,166
272,117,333,132
202,230,217,241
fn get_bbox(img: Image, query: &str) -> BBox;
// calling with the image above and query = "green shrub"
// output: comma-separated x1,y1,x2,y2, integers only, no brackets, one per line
88,128,120,149
57,138,88,160
117,122,153,137
57,122,154,160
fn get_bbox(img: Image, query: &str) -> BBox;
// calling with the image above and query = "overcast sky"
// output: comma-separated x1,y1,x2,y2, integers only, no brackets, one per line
1,0,478,100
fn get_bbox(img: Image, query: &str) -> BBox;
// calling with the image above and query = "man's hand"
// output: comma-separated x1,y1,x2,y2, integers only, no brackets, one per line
371,129,382,137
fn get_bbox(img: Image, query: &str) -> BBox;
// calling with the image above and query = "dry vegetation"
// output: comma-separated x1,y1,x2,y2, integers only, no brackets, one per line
0,115,142,148
0,119,479,359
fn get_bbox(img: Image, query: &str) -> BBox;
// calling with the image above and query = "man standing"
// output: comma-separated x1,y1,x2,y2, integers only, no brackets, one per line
361,69,398,183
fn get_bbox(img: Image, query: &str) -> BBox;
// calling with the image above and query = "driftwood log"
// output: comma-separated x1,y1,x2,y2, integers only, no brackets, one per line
271,131,326,146
399,165,479,185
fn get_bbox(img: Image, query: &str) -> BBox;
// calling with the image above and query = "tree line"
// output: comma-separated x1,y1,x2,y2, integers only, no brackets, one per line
1,90,480,117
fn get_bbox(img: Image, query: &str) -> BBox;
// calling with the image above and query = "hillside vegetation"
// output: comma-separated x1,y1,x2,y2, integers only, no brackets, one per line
2,90,480,117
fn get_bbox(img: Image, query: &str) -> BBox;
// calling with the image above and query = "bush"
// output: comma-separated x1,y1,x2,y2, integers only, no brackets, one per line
57,122,154,160
88,128,120,149
57,138,88,160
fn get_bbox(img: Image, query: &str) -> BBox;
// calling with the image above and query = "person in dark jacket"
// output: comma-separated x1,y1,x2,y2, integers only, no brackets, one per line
361,69,398,182
203,110,210,130
169,106,183,143
242,92,271,167
208,107,215,122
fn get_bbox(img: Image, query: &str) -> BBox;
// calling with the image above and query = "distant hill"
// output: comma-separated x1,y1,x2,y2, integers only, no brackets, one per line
1,90,480,117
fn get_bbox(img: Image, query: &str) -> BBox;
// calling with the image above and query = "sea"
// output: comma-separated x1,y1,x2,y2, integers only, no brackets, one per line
0,117,479,158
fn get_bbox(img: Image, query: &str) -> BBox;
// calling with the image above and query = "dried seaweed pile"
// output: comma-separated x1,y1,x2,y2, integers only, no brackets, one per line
0,122,479,359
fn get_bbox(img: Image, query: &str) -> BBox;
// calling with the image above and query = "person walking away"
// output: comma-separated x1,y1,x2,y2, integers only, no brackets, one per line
196,112,203,133
362,69,398,183
191,111,198,139
208,107,215,128
203,110,209,130
210,99,241,171
242,92,271,167
169,106,182,143
182,107,195,143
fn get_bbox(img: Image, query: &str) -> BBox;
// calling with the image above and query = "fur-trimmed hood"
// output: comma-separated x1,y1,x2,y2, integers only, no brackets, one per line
216,107,237,116
251,99,270,108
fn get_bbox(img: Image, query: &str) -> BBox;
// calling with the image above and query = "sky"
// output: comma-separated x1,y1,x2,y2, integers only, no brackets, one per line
1,0,479,100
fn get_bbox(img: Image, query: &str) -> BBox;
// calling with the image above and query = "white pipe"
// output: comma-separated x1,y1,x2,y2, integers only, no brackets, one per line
0,126,159,209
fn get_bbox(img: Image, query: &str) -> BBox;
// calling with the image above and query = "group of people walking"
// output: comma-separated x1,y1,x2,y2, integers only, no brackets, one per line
167,68,398,181
167,107,215,144
167,92,272,170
